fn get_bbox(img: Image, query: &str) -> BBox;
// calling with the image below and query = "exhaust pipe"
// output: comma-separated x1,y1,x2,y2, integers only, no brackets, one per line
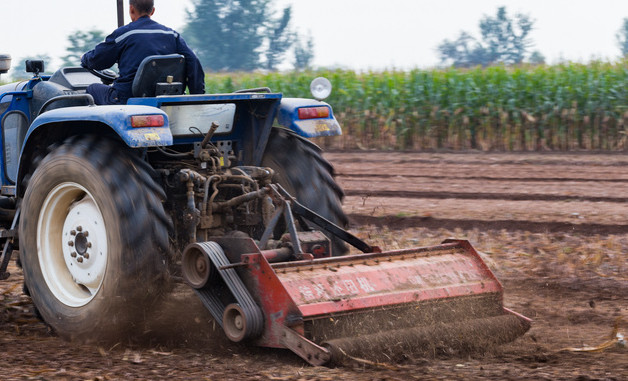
117,0,124,27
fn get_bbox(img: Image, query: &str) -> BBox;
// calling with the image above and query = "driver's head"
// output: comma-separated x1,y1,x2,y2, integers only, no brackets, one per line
130,0,155,21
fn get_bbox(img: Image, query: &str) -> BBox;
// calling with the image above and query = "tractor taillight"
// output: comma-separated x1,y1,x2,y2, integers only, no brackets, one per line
298,106,330,120
131,115,165,128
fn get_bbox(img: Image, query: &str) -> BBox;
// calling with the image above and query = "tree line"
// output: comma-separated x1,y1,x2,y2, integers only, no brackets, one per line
19,0,315,76
438,7,628,67
13,4,628,75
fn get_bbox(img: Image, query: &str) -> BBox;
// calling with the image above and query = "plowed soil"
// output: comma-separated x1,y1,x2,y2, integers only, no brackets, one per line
1,151,627,380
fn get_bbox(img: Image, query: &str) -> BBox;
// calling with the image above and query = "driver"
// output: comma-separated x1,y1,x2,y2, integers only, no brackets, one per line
81,0,204,105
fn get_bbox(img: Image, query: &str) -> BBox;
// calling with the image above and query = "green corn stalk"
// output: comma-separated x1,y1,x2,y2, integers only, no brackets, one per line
202,60,628,151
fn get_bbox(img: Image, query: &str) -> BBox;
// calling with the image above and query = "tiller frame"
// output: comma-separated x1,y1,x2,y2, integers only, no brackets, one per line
181,184,531,365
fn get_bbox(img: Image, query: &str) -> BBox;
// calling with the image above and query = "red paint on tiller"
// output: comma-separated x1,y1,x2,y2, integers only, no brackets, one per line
238,240,511,350
276,243,502,317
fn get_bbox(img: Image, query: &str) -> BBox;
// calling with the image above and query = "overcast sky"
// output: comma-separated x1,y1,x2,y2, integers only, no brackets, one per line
3,0,628,75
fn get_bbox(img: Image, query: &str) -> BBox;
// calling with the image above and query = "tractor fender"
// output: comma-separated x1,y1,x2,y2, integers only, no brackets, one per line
25,104,173,149
13,104,173,196
276,98,342,138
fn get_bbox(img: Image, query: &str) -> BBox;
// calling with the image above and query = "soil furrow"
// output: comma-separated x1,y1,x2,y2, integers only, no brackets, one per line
339,173,628,183
344,189,628,203
329,156,628,167
348,214,628,235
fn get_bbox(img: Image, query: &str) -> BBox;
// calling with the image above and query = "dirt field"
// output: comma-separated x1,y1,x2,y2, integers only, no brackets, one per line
1,151,627,380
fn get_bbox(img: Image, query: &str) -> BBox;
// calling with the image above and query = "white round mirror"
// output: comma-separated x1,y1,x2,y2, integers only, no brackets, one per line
310,77,332,101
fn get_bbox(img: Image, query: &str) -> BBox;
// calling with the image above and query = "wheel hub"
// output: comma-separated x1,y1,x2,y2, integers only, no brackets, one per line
62,198,106,288
38,182,108,307
74,230,89,256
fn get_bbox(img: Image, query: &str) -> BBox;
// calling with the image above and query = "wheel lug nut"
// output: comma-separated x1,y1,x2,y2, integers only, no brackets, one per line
77,226,83,232
83,253,89,259
68,241,74,247
71,252,77,258
70,230,76,236
83,231,89,237
77,257,83,263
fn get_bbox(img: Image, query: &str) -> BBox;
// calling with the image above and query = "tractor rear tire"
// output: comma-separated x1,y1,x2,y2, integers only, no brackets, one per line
19,136,170,342
261,128,348,256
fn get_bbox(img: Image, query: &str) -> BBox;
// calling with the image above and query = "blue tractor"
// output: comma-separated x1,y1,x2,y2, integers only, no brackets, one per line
0,53,348,341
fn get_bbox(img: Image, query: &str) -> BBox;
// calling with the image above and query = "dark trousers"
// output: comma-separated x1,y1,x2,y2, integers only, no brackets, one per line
86,84,121,105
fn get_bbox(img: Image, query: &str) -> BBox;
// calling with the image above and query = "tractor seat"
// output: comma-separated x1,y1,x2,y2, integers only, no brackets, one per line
132,54,186,98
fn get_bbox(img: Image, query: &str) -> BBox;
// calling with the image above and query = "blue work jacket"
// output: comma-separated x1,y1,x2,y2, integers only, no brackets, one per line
81,16,205,103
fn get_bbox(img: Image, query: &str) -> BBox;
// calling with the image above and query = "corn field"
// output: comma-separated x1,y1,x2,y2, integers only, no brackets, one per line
208,61,628,151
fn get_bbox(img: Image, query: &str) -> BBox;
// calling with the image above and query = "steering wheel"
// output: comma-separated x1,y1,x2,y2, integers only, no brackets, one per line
88,68,118,85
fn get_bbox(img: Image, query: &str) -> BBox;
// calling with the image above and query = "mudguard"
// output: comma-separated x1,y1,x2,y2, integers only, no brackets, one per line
24,104,173,148
277,98,342,138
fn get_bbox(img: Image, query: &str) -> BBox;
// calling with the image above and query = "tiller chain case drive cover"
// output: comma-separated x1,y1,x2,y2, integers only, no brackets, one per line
182,185,531,365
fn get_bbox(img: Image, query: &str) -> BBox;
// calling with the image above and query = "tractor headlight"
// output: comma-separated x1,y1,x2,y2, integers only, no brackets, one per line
310,77,332,101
